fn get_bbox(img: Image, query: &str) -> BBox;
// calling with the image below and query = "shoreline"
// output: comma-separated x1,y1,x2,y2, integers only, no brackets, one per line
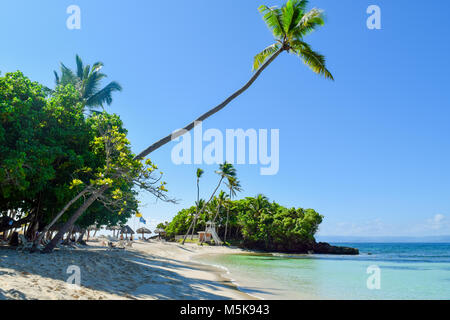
0,240,253,300
190,253,264,300
130,241,254,300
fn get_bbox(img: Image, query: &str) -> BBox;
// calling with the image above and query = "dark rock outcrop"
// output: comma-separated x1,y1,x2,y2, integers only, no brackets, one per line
240,239,359,255
312,242,359,255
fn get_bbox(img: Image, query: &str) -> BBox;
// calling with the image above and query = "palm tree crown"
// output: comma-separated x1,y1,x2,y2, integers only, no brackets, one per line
196,168,204,180
216,162,236,181
225,176,242,199
54,54,122,111
254,0,333,80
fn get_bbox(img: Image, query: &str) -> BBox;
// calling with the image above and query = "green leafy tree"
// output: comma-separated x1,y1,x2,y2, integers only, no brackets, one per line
42,113,172,253
167,195,324,252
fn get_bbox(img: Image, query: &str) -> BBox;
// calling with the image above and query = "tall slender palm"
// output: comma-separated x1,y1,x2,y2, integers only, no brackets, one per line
54,54,122,112
224,176,242,242
182,163,236,244
212,190,229,224
136,0,332,159
191,168,204,239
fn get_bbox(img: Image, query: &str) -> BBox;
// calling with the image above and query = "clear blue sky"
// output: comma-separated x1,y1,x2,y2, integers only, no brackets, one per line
1,0,449,236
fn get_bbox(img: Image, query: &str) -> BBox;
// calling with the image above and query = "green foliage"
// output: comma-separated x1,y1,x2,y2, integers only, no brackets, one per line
0,71,166,235
0,72,55,210
165,194,323,251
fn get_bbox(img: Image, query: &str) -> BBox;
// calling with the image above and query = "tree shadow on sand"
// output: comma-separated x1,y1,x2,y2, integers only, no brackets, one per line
0,246,268,300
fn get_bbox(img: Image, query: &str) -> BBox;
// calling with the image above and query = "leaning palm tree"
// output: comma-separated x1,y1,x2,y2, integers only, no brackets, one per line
42,1,333,253
182,163,236,244
191,168,204,239
136,0,333,159
54,54,122,112
224,176,242,242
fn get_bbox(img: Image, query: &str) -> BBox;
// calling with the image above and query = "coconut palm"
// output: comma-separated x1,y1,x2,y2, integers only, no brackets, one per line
136,0,332,159
54,54,122,112
224,176,242,242
191,168,204,239
182,163,236,244
212,191,229,224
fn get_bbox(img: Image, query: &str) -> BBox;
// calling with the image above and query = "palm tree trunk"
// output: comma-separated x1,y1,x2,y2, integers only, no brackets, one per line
191,179,201,240
182,177,224,245
136,48,284,159
77,229,86,243
42,185,108,253
224,188,231,242
33,187,90,249
212,203,221,224
40,49,283,252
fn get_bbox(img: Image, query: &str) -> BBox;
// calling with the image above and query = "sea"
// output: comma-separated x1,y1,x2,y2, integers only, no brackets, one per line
194,243,450,300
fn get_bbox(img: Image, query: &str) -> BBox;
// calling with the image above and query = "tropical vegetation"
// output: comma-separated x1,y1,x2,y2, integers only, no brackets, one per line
0,0,333,254
165,193,324,252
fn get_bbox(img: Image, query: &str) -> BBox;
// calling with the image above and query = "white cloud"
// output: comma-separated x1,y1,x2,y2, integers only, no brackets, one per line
426,214,447,230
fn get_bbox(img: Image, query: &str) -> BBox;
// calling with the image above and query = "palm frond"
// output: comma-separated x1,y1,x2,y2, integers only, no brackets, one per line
291,40,333,80
295,8,325,36
76,55,84,79
54,71,60,86
92,62,104,73
59,63,77,86
282,0,310,34
281,0,295,34
83,65,91,80
253,43,280,71
82,71,107,99
86,81,122,107
258,5,285,38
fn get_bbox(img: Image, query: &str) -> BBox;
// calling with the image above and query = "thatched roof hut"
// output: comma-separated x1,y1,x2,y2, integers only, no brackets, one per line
136,227,152,234
136,227,152,240
120,225,135,235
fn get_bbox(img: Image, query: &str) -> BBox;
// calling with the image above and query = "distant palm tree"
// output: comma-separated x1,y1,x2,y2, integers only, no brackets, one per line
191,168,204,239
224,176,242,242
182,163,236,244
54,54,122,112
212,190,229,224
136,0,333,159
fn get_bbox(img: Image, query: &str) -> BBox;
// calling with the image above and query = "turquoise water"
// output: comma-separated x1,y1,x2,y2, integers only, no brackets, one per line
195,243,450,300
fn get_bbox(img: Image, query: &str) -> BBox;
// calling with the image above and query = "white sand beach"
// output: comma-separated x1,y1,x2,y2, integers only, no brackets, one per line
0,240,252,300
